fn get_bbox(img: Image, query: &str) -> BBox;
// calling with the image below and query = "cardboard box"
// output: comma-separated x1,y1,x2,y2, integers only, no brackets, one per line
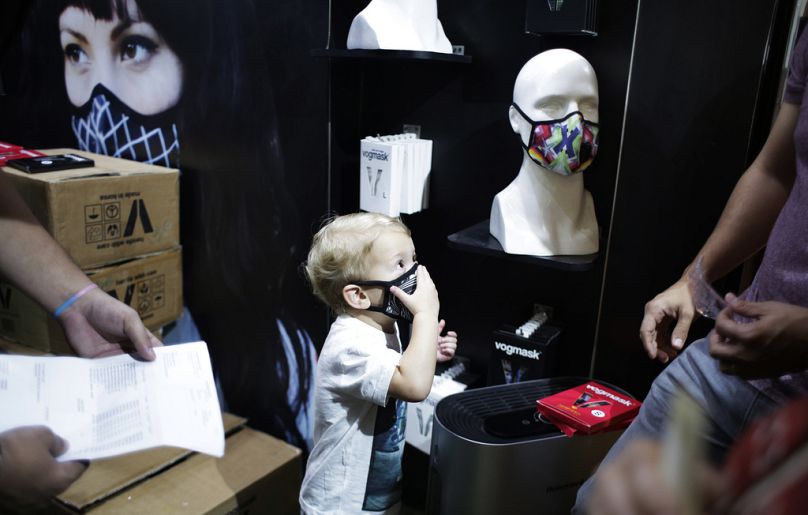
1,149,179,269
0,247,182,354
49,413,302,514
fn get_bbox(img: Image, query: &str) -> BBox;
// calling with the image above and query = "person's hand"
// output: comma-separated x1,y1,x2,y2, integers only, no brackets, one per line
709,293,808,378
390,265,440,321
587,439,721,515
0,427,87,513
436,319,457,363
639,279,696,363
57,287,161,361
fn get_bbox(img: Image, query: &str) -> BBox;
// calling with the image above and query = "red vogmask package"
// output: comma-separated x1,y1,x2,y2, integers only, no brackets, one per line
0,142,23,153
0,148,45,166
536,381,641,436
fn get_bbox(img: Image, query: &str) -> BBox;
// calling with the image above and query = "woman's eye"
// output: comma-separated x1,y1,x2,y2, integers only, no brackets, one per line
64,43,88,64
120,36,158,64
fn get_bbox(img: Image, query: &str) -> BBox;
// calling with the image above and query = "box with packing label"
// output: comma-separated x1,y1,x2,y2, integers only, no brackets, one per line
0,247,182,354
47,413,302,514
1,148,179,269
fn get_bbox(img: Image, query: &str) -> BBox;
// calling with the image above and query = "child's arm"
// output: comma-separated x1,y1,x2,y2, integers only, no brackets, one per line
388,266,440,402
436,319,458,363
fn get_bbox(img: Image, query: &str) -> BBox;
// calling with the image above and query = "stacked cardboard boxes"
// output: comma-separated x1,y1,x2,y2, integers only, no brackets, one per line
52,412,302,515
0,149,182,353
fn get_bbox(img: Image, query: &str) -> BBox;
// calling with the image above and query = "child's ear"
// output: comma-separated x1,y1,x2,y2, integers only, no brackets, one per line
343,284,370,310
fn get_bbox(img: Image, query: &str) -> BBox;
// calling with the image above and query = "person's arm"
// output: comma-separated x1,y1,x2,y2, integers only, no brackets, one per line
640,103,799,362
0,173,159,360
695,103,798,282
0,426,88,513
387,266,440,402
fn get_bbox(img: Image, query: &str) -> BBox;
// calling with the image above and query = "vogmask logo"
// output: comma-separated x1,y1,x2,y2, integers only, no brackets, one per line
361,149,389,162
494,341,542,360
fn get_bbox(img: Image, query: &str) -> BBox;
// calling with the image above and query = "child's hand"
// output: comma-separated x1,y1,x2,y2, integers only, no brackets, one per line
436,319,457,362
390,265,439,319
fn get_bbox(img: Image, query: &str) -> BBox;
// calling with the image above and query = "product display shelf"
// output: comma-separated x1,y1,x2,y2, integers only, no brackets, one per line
311,48,472,64
447,220,598,271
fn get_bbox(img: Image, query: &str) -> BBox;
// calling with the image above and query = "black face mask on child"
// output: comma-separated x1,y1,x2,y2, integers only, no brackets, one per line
354,263,418,323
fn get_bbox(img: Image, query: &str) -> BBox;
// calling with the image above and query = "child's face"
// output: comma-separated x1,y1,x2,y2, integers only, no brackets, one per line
364,230,417,286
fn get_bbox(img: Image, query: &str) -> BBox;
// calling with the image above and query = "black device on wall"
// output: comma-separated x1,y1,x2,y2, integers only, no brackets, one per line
525,0,600,36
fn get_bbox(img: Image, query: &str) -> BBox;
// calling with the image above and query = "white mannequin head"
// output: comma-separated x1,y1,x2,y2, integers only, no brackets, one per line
509,49,599,175
347,0,453,54
489,49,600,256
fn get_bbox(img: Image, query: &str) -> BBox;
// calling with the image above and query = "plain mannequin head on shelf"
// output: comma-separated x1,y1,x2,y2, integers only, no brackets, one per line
347,0,453,54
489,48,600,257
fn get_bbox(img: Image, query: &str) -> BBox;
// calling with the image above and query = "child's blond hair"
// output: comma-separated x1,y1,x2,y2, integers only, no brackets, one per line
305,212,411,313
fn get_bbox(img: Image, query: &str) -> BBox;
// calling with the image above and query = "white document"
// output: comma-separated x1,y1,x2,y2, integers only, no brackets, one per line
0,341,224,461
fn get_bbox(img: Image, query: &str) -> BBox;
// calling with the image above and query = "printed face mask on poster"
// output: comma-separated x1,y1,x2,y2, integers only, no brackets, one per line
71,84,180,168
511,103,599,176
59,3,183,168
354,263,419,323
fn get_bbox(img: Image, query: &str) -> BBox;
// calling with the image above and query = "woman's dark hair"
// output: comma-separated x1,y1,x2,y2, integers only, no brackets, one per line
8,0,314,450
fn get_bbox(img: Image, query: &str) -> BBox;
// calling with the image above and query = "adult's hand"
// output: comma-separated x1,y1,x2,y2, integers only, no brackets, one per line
0,427,87,513
639,279,696,363
587,439,721,515
57,287,161,360
709,293,808,379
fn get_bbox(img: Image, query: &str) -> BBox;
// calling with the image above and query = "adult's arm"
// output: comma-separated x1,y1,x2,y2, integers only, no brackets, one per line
640,103,799,362
0,173,159,359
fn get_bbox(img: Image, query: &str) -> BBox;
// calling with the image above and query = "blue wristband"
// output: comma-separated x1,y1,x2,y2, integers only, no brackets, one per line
54,284,98,317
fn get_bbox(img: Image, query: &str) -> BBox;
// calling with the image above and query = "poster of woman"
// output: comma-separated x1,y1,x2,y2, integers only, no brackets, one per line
0,0,329,453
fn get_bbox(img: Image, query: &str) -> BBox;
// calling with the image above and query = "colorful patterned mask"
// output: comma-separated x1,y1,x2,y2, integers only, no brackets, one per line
512,103,599,176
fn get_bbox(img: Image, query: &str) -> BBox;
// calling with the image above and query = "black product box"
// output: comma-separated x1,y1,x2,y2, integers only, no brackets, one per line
525,0,599,36
487,324,561,385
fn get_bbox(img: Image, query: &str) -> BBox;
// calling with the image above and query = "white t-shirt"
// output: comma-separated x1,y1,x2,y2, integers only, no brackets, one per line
300,315,405,515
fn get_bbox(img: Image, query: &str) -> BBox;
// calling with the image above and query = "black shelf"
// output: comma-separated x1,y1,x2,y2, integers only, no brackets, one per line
311,48,472,64
447,220,598,271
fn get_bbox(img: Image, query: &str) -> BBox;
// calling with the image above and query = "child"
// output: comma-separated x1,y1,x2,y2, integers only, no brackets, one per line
300,212,458,514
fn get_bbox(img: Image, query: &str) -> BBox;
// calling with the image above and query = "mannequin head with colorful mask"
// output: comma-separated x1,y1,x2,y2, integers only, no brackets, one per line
490,48,600,256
